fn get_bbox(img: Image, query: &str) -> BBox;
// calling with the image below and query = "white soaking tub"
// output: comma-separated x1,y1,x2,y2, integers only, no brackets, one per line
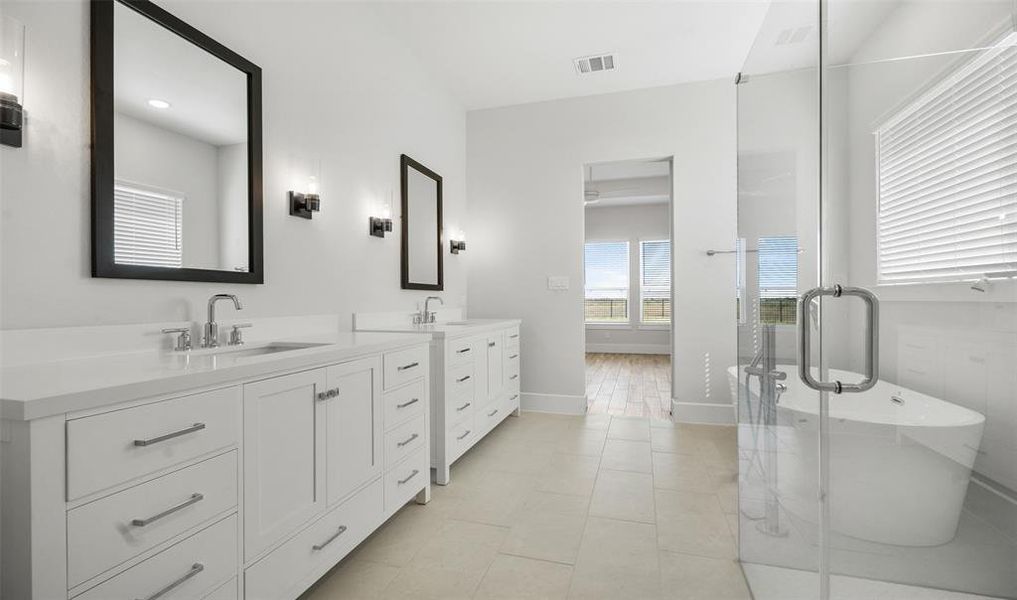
728,365,985,547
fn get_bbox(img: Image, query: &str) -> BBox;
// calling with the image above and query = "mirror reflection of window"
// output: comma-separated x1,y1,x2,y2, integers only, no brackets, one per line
113,181,183,268
112,1,249,273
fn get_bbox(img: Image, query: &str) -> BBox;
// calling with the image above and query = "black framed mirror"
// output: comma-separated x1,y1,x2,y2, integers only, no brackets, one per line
400,154,443,291
90,0,263,283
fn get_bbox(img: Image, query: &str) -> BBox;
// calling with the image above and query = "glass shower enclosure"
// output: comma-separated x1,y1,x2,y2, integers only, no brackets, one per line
735,1,1017,598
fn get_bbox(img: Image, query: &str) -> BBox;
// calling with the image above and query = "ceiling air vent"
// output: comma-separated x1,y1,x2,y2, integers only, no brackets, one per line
574,53,616,75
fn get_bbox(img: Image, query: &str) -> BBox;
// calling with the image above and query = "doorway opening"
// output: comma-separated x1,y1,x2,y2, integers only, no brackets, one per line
582,157,673,419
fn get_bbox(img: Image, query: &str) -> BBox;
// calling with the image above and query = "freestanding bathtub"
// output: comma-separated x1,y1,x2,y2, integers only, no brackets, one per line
728,365,985,547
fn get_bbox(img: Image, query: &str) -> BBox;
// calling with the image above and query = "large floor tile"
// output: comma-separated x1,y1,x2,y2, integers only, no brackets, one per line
658,551,751,600
302,559,400,600
590,469,656,524
537,453,601,497
569,517,662,599
601,438,652,473
652,452,717,493
501,509,588,564
608,417,651,442
381,565,484,600
408,519,509,572
475,554,574,599
655,490,736,559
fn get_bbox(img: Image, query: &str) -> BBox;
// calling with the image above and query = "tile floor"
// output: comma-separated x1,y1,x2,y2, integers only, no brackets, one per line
301,411,748,600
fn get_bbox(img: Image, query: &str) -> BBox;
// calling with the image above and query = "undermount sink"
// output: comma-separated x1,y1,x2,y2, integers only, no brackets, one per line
178,342,329,359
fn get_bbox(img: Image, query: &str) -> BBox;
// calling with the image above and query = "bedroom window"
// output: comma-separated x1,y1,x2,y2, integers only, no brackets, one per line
757,235,798,325
585,241,629,323
876,35,1017,285
639,239,671,323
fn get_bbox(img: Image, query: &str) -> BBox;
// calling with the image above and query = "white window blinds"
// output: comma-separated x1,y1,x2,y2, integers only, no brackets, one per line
585,241,629,322
876,34,1017,285
640,240,671,323
757,235,799,298
114,182,183,268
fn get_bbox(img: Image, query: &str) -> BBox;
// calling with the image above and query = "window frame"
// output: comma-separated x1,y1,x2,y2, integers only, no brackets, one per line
638,238,671,325
584,240,632,325
112,180,185,269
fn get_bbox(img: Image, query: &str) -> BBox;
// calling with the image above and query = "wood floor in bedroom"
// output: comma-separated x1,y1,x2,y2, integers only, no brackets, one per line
585,353,671,420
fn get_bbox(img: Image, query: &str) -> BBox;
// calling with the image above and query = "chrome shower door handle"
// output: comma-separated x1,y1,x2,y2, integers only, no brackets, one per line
797,284,879,394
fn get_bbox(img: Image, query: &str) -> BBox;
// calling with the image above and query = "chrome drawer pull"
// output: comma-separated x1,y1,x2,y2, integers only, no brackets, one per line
133,423,205,447
397,361,419,371
132,493,204,527
317,391,328,401
456,375,471,383
511,394,519,401
509,354,519,359
456,348,471,354
487,409,498,417
456,402,471,412
488,342,496,347
397,397,420,409
137,562,203,600
456,429,472,440
397,433,419,447
312,525,348,551
509,374,519,380
509,334,519,339
397,469,420,485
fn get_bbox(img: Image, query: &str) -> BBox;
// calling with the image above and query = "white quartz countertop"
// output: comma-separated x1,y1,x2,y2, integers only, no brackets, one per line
0,331,429,421
357,318,521,339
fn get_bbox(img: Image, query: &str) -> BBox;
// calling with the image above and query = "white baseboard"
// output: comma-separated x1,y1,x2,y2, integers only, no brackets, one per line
521,392,587,415
672,400,735,425
585,343,671,355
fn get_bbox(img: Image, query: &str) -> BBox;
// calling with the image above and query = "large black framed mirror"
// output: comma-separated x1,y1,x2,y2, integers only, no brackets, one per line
400,154,443,290
90,0,263,283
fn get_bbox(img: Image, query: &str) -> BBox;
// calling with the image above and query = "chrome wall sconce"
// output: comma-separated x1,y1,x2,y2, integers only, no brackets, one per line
369,216,393,237
289,176,320,219
0,16,26,148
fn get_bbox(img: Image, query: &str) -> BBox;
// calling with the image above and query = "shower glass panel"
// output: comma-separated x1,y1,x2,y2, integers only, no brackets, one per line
823,0,1017,598
739,1,1017,599
735,0,823,596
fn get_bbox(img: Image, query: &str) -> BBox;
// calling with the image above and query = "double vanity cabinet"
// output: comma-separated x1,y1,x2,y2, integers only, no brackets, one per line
355,317,522,485
0,331,431,600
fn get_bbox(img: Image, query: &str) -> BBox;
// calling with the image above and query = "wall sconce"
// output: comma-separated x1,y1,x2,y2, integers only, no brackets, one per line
0,16,26,148
449,229,466,254
289,176,320,219
369,195,393,237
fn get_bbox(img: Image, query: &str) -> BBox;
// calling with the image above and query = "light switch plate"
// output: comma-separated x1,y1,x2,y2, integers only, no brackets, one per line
547,276,570,291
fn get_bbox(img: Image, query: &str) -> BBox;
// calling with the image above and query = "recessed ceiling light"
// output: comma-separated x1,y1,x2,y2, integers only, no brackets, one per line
147,99,171,109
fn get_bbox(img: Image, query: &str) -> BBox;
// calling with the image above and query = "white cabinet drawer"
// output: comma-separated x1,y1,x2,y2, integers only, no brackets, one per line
385,449,428,513
383,378,426,430
74,514,237,600
505,328,520,351
204,578,237,600
447,338,476,367
449,417,477,461
448,362,475,401
384,415,427,469
478,400,509,437
67,451,238,588
67,386,241,500
383,346,427,390
506,390,521,413
447,393,475,423
245,480,383,600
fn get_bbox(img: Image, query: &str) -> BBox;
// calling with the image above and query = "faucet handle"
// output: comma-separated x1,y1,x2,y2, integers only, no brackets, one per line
162,327,193,352
229,323,252,346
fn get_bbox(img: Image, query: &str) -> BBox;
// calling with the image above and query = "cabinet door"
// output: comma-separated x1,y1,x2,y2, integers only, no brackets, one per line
326,356,384,505
243,369,326,559
486,334,504,403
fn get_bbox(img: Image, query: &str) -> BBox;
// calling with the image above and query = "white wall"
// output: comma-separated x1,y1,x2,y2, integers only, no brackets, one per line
584,202,671,354
0,0,467,330
217,142,248,272
114,112,222,269
467,80,736,421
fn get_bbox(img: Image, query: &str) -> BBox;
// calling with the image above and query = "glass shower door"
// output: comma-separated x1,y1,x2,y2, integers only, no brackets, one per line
820,0,1017,598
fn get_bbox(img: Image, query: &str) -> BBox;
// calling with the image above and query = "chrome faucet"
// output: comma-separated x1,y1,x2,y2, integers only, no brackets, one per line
413,296,443,325
203,293,243,348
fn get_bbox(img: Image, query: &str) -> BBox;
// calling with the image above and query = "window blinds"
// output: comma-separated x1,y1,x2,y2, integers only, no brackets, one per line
757,235,799,298
876,35,1017,285
113,183,183,268
640,240,670,297
584,241,629,299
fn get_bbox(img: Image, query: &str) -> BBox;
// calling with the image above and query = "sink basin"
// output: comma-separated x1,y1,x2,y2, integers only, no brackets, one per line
177,342,330,359
444,320,485,326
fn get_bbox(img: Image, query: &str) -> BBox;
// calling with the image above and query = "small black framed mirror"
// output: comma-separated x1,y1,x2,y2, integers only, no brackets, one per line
400,154,443,290
90,0,263,283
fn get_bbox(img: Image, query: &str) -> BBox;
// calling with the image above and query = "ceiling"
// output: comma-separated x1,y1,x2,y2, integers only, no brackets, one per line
585,158,670,209
114,1,247,146
376,1,771,110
